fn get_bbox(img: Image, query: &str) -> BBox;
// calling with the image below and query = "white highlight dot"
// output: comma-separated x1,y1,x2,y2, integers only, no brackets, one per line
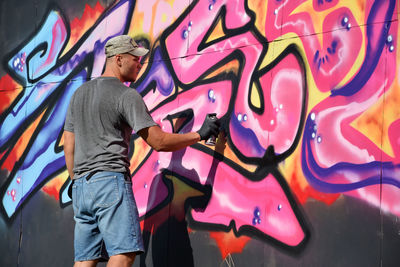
208,89,214,99
13,58,20,67
310,113,316,121
237,113,243,122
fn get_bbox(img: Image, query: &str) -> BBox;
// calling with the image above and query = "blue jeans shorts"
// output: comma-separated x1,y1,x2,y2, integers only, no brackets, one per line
71,171,144,262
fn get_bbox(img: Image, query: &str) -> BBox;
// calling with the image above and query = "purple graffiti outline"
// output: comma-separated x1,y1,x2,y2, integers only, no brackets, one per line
0,0,135,219
301,0,399,212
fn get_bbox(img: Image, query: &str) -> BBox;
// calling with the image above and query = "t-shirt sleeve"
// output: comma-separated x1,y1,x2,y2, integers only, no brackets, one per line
64,93,75,132
119,89,158,133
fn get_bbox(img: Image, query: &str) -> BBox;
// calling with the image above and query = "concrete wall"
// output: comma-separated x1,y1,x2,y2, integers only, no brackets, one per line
0,0,399,266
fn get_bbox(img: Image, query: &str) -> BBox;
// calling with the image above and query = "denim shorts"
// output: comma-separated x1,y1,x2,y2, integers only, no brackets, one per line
71,171,144,262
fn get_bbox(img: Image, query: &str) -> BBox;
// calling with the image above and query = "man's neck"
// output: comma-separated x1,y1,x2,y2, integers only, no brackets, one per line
102,68,123,82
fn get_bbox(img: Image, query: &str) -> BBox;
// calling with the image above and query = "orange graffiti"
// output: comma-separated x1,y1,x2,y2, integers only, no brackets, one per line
209,230,251,259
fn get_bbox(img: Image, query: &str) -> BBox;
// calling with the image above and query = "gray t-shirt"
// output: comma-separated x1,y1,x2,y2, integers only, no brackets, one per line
64,77,157,178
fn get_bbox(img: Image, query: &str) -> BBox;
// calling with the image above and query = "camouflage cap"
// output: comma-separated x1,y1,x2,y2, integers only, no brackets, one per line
105,35,149,57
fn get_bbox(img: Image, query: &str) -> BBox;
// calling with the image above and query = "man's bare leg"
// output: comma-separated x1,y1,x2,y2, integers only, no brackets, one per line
74,259,99,267
107,252,136,267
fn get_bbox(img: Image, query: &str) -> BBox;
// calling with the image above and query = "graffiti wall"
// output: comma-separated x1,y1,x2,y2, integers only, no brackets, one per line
1,0,400,266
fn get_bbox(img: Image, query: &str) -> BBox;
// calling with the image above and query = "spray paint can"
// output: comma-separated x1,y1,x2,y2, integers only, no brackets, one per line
205,114,218,146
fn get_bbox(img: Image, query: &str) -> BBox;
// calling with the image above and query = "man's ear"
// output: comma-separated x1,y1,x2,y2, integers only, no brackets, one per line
115,54,123,67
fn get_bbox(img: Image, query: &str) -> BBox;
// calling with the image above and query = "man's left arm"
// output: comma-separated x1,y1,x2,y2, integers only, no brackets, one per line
64,130,75,179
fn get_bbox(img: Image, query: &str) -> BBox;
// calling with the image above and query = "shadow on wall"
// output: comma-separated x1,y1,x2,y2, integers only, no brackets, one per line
141,206,195,267
139,128,228,267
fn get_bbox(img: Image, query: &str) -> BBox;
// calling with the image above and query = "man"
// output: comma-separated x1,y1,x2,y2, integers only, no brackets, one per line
63,35,219,267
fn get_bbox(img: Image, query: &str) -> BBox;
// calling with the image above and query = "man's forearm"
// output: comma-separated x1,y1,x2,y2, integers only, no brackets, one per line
139,126,201,152
157,131,201,152
64,131,75,179
65,151,74,179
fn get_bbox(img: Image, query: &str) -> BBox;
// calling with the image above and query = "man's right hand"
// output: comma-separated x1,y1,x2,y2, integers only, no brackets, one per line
197,113,220,141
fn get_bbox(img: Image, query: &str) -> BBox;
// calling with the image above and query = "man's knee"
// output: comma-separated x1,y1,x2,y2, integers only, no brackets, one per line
108,252,137,266
122,252,136,263
74,259,99,267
